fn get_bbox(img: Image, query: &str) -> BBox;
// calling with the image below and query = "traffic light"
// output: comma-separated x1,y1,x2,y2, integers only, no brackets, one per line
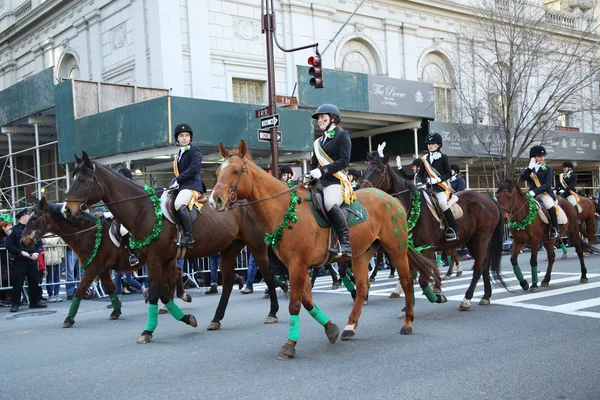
308,54,323,89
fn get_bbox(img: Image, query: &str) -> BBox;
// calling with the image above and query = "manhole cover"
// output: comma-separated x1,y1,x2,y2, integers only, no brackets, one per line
8,310,57,319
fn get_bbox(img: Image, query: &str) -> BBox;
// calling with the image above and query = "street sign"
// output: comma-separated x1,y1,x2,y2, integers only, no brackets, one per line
258,129,282,143
276,95,298,106
260,114,280,129
255,107,269,118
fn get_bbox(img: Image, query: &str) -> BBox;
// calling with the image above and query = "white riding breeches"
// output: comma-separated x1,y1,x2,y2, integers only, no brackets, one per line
175,189,193,210
566,194,578,207
434,191,450,212
535,193,555,209
323,184,343,211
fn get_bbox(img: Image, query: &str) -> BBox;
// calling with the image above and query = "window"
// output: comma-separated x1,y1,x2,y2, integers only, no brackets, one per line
339,40,380,74
557,111,570,127
421,53,453,122
232,79,264,105
489,93,513,128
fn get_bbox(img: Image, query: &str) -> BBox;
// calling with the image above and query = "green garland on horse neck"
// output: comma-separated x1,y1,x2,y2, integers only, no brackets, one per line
80,217,102,270
508,193,537,231
129,185,164,250
406,189,432,254
264,181,301,248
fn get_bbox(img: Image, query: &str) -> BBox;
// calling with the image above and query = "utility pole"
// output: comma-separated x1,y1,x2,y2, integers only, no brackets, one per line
261,0,319,179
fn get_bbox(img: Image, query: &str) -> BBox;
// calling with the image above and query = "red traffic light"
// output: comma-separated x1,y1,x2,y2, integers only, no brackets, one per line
308,56,315,65
308,55,323,88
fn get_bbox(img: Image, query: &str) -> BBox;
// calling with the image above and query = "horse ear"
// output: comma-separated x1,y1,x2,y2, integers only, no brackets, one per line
239,140,248,158
74,154,82,163
219,143,228,158
81,151,93,167
39,196,47,210
383,153,390,164
366,152,373,162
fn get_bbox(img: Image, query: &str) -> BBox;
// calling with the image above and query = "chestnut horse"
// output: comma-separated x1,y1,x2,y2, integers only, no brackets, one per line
62,152,281,344
496,180,597,291
362,152,506,311
21,197,188,328
209,140,439,360
577,197,597,245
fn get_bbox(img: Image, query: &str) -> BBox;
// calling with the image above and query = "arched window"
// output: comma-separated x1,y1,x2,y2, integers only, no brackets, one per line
57,54,80,80
421,53,453,122
340,40,379,74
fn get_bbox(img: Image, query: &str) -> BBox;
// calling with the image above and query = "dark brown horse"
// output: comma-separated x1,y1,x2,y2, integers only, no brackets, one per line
62,152,281,344
496,180,597,290
210,141,439,360
21,197,189,328
362,152,506,311
577,197,597,245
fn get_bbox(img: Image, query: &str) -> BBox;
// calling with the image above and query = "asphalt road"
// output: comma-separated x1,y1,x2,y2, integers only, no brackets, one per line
1,249,599,400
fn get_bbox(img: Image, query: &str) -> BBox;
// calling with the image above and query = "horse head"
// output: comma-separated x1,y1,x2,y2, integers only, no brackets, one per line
21,197,53,246
362,150,394,192
210,140,252,212
63,151,105,218
495,179,523,219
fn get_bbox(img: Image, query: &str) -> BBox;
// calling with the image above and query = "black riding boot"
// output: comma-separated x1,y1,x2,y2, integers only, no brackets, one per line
548,206,560,239
121,234,139,266
326,205,352,258
443,209,459,241
175,207,195,248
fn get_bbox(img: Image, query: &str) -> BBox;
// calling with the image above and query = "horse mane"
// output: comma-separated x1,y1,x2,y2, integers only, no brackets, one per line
74,158,144,189
45,201,98,227
497,179,522,196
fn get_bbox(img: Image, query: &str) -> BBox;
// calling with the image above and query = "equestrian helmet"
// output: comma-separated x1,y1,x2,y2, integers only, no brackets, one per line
450,164,460,173
424,132,443,147
174,123,193,142
347,168,360,178
279,165,294,175
117,167,134,180
411,159,423,168
15,208,30,220
562,161,574,168
312,103,341,123
529,145,547,158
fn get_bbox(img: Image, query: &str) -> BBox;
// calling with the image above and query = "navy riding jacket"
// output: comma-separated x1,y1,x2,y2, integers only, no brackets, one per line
310,127,352,188
416,152,452,193
170,145,204,192
520,165,556,200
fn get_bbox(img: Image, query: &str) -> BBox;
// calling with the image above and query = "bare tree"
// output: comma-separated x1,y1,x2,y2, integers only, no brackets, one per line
451,0,600,181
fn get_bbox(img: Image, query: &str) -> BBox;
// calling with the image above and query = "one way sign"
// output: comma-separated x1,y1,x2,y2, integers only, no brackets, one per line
258,129,282,143
260,114,280,130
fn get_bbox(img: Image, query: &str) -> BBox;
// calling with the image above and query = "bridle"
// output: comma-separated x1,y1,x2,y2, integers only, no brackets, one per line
25,209,100,244
362,162,389,190
496,186,529,221
65,162,106,210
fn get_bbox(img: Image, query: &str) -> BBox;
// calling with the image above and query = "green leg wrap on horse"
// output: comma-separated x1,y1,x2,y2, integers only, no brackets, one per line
447,255,452,265
341,276,355,292
67,296,82,318
531,266,538,285
412,268,418,279
109,293,121,310
513,265,525,282
288,315,300,342
560,243,568,253
435,253,442,267
165,300,185,320
145,304,159,332
307,304,329,326
422,285,439,303
273,275,282,288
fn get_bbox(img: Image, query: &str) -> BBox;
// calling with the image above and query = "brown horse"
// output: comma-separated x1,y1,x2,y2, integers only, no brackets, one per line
577,197,597,245
21,197,189,328
495,180,597,290
209,140,439,360
62,152,281,344
362,152,506,311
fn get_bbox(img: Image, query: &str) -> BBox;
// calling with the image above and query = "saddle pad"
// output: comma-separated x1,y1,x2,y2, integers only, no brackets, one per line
536,202,568,225
423,192,463,228
306,191,368,229
161,191,177,224
108,220,125,248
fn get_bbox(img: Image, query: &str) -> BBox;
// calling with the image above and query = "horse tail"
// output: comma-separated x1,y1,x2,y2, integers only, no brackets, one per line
407,249,440,289
579,240,600,256
489,200,508,290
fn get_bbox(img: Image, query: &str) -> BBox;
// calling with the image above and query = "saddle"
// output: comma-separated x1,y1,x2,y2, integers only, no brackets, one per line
108,218,126,248
422,191,463,229
534,200,568,225
160,190,204,225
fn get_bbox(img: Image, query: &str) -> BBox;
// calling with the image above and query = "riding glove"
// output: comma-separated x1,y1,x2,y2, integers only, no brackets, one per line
396,155,402,169
528,158,537,170
169,182,180,190
427,177,441,184
308,169,322,180
528,190,536,197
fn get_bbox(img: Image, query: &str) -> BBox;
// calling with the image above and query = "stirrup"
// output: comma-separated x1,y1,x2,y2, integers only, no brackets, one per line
550,228,559,239
445,228,458,241
129,254,139,266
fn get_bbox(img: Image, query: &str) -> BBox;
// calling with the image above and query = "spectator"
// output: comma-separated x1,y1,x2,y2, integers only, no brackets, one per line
1,217,14,305
42,233,65,302
240,252,257,294
206,253,244,295
65,246,80,301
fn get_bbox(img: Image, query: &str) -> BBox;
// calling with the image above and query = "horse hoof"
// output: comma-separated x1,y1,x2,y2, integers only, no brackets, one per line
442,275,451,281
400,325,413,335
264,315,278,324
580,278,589,283
561,252,568,259
530,285,540,293
207,321,221,331
178,293,192,303
437,294,447,304
341,329,355,340
363,299,368,305
137,334,153,344
62,317,75,328
520,280,530,291
158,307,168,315
109,309,122,320
277,344,295,360
479,299,490,306
541,281,550,288
456,271,463,277
389,292,400,299
459,301,471,311
188,314,197,328
325,323,340,344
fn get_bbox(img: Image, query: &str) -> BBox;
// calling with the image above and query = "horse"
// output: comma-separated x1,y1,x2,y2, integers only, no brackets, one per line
495,180,597,290
577,197,597,245
21,197,189,328
62,152,282,344
209,140,439,360
362,152,506,311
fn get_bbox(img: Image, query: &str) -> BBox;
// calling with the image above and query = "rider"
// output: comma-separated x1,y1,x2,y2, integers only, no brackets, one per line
279,165,294,183
417,132,458,241
307,103,355,258
347,168,361,191
520,145,559,239
115,167,140,266
396,156,424,185
449,164,466,193
554,161,579,219
169,123,203,248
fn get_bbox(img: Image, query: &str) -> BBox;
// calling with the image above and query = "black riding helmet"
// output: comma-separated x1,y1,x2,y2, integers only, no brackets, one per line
562,161,574,168
174,123,193,143
347,168,360,178
312,104,341,131
529,145,547,158
450,164,460,173
424,132,443,148
411,159,423,168
279,165,294,175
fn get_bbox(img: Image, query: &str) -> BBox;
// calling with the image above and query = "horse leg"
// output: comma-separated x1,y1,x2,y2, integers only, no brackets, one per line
529,242,541,292
207,244,242,330
98,270,122,320
278,261,310,360
175,267,191,303
300,271,339,344
160,261,197,328
390,250,415,335
540,240,556,287
62,265,103,328
453,248,462,277
342,253,372,340
510,241,529,291
418,271,446,305
443,249,454,280
461,241,486,310
338,260,357,301
250,244,279,324
370,251,382,282
138,262,160,344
